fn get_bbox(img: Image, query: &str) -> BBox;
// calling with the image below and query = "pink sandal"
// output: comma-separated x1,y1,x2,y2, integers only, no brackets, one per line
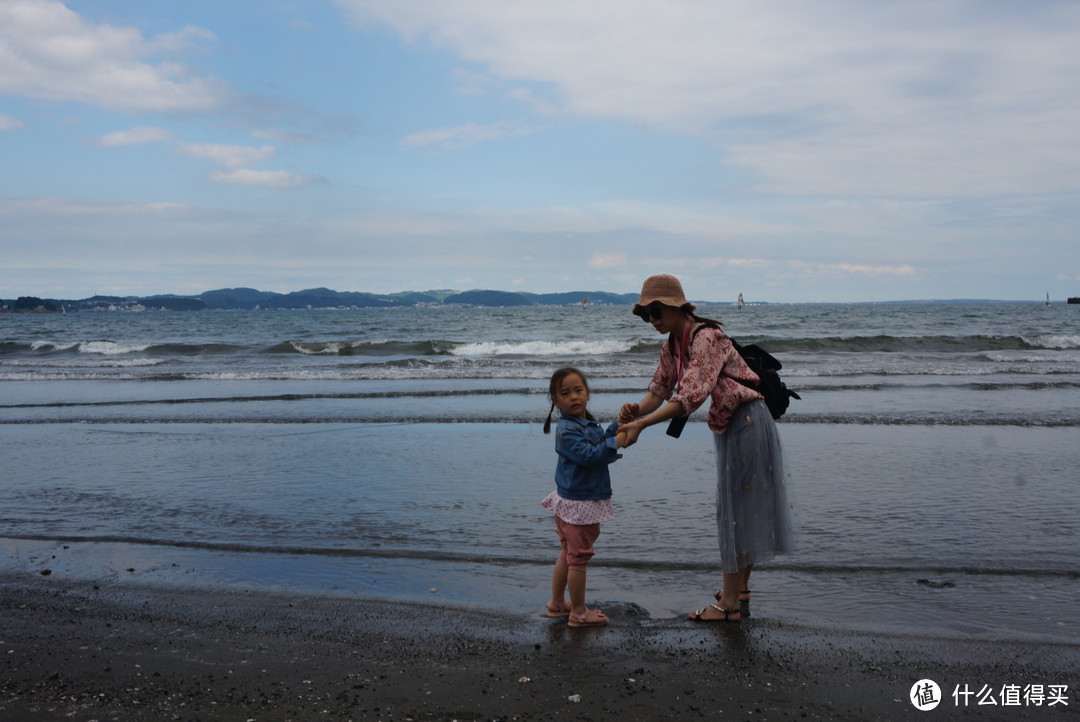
568,608,608,628
545,602,571,618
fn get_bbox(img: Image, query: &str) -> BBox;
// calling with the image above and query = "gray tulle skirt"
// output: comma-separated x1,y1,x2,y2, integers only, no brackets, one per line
714,399,795,573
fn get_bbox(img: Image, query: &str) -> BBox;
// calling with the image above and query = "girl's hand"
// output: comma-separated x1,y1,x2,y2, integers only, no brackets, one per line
615,430,629,448
618,403,640,424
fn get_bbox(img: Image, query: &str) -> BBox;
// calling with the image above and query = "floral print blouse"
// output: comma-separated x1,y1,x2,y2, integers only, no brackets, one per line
648,323,763,435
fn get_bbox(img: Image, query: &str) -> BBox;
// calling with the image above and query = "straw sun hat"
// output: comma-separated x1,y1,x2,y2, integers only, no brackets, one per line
632,274,697,319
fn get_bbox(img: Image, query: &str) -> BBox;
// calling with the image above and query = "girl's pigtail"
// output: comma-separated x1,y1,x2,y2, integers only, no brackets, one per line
543,403,554,433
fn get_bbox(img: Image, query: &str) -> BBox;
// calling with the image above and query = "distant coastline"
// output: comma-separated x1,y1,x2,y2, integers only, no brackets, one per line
1,287,1073,313
0,287,640,313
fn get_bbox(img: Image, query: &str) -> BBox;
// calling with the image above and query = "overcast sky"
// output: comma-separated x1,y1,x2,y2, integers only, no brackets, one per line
2,0,1079,302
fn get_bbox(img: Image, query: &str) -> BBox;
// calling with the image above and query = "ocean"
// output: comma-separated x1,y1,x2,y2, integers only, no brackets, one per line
2,301,1078,644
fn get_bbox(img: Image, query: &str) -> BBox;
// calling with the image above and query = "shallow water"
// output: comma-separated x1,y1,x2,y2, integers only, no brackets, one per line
2,302,1078,643
2,419,1076,642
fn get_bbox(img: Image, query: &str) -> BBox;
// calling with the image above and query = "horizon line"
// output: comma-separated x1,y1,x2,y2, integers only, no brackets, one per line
2,285,1073,307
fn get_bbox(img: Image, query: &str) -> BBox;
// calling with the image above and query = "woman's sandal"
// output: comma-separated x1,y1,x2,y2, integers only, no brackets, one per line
545,602,571,618
568,608,608,628
714,589,751,602
713,589,751,616
689,604,741,623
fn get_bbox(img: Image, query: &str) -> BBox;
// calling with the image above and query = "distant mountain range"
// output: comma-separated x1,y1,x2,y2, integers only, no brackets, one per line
1,287,643,313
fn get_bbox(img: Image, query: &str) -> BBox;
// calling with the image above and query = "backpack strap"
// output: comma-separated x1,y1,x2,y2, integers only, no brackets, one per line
688,323,762,388
667,320,719,360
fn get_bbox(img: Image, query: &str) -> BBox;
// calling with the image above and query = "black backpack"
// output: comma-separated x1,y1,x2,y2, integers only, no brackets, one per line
729,339,801,419
675,323,801,420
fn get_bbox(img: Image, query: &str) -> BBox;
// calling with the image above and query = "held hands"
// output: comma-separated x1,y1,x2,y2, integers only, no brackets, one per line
618,421,642,447
617,402,642,447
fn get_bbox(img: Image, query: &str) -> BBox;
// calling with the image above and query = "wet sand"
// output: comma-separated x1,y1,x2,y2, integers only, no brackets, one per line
1,574,1077,721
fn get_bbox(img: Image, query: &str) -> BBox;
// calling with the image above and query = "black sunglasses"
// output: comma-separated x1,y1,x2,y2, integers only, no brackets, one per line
644,304,664,321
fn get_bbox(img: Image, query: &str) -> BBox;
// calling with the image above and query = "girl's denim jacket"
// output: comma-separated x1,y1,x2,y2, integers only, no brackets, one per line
554,413,621,501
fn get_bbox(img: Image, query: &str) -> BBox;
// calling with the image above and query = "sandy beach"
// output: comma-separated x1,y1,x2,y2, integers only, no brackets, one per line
2,574,1077,721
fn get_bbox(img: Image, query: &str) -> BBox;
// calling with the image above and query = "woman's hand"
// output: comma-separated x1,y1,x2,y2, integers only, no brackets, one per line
618,402,640,424
618,420,643,447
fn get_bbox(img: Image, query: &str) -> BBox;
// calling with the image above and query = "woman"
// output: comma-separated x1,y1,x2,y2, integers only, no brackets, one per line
618,274,794,622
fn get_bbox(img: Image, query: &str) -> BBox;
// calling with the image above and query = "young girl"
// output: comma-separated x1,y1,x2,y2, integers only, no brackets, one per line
541,367,626,628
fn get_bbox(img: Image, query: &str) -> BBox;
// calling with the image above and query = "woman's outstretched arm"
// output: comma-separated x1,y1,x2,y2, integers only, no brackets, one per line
618,396,684,446
619,391,663,424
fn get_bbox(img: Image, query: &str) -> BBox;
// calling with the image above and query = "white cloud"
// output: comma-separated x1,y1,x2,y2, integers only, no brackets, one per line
0,112,23,131
506,86,560,115
589,251,627,269
179,143,276,169
816,262,918,278
401,120,533,150
252,128,323,144
339,0,1080,198
450,67,497,96
208,169,310,188
0,0,230,112
317,200,788,244
94,134,306,191
650,255,921,291
0,197,188,217
97,126,173,147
